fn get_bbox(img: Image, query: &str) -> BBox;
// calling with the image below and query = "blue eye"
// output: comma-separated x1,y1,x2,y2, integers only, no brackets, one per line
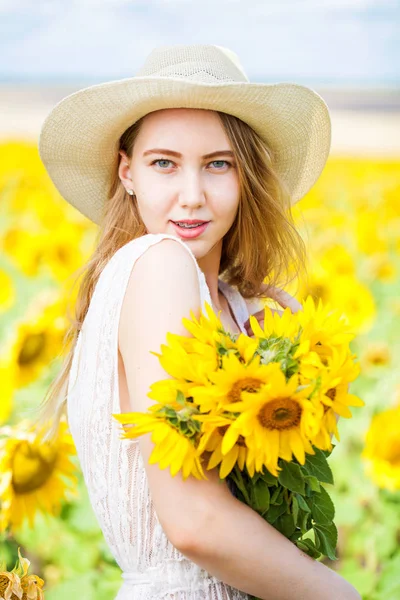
210,160,230,169
152,159,173,168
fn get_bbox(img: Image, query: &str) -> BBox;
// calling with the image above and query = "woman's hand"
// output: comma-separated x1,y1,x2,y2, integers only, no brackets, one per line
243,285,303,337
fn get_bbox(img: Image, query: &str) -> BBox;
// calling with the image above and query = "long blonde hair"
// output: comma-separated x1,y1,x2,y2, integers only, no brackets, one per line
33,109,308,442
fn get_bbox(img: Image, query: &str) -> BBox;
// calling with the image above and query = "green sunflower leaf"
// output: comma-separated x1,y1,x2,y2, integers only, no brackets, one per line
295,493,311,513
278,461,306,495
313,522,338,560
310,486,335,525
275,513,296,537
305,475,321,493
264,501,288,524
296,538,322,559
270,486,284,505
300,511,312,533
252,479,271,513
301,448,334,484
259,467,278,486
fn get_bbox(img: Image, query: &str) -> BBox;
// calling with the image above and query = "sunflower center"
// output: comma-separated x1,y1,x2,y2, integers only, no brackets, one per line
18,333,46,365
11,441,57,494
56,246,71,264
369,351,389,365
326,388,336,400
228,377,263,403
258,397,302,430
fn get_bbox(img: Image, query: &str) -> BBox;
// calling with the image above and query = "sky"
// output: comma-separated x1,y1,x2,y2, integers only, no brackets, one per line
0,0,399,85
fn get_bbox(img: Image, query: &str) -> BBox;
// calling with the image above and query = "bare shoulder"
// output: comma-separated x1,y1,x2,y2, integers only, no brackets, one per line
131,235,201,283
119,238,200,353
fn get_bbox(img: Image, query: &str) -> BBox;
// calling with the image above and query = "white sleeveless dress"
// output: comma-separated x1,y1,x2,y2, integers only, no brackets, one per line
67,233,251,600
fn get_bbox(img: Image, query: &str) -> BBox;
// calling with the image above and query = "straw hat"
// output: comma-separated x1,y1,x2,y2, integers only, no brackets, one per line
38,44,331,225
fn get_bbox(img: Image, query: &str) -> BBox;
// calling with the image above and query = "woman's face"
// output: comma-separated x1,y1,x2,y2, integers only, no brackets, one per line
118,108,240,261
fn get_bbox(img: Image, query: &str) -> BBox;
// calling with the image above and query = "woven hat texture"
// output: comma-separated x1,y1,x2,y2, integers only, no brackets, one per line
38,44,332,224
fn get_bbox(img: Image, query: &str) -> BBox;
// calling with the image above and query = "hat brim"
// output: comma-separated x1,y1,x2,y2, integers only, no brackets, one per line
38,76,331,224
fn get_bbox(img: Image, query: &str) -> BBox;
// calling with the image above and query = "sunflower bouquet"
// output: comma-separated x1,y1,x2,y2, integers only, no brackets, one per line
113,295,364,571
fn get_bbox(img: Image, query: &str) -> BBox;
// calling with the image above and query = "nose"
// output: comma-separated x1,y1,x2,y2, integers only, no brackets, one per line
178,169,206,209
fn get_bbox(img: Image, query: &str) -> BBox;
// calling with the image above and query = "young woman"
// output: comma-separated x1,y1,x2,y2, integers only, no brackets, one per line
36,45,361,600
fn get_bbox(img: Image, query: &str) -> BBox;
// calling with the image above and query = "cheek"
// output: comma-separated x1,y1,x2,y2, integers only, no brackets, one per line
137,196,171,219
211,186,240,218
212,173,239,201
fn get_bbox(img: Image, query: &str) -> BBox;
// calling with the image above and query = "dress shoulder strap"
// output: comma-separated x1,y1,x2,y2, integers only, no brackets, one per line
217,278,249,335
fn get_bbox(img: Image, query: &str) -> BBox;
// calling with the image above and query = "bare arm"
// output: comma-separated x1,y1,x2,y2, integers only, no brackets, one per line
119,240,359,600
178,488,361,600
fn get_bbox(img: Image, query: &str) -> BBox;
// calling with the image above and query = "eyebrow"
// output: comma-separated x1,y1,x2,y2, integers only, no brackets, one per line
143,148,235,159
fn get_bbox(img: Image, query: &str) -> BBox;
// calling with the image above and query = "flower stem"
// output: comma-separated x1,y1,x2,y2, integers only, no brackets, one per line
230,465,252,505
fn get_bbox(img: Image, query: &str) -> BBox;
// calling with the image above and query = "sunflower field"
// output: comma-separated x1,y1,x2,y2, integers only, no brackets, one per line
0,140,399,599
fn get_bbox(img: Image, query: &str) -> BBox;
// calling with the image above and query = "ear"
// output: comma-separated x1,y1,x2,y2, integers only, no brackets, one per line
118,150,133,189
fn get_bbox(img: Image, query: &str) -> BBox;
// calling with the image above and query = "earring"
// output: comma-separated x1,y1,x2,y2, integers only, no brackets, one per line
127,189,135,196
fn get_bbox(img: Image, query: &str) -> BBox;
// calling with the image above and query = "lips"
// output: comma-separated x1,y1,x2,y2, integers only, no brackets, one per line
172,220,209,225
170,220,210,239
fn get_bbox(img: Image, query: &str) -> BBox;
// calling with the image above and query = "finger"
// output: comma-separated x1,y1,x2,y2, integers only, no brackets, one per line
261,285,303,313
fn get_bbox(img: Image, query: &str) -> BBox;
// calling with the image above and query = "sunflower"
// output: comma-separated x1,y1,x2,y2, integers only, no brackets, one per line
1,227,48,278
362,404,400,491
194,413,249,478
327,276,376,335
318,348,364,419
41,222,88,282
296,296,356,362
181,300,226,346
311,402,342,450
220,363,322,477
113,412,206,480
151,331,218,385
20,573,45,600
189,351,270,413
1,220,86,281
248,304,300,342
4,291,69,388
235,332,260,363
296,346,363,448
361,341,391,370
0,419,79,531
6,547,45,600
147,378,195,409
0,566,22,600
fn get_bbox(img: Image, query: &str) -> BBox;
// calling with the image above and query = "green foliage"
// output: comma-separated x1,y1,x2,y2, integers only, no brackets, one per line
300,448,334,485
228,449,338,564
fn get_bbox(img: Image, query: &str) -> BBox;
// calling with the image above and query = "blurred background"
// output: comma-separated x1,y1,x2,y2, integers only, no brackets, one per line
0,1,399,598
